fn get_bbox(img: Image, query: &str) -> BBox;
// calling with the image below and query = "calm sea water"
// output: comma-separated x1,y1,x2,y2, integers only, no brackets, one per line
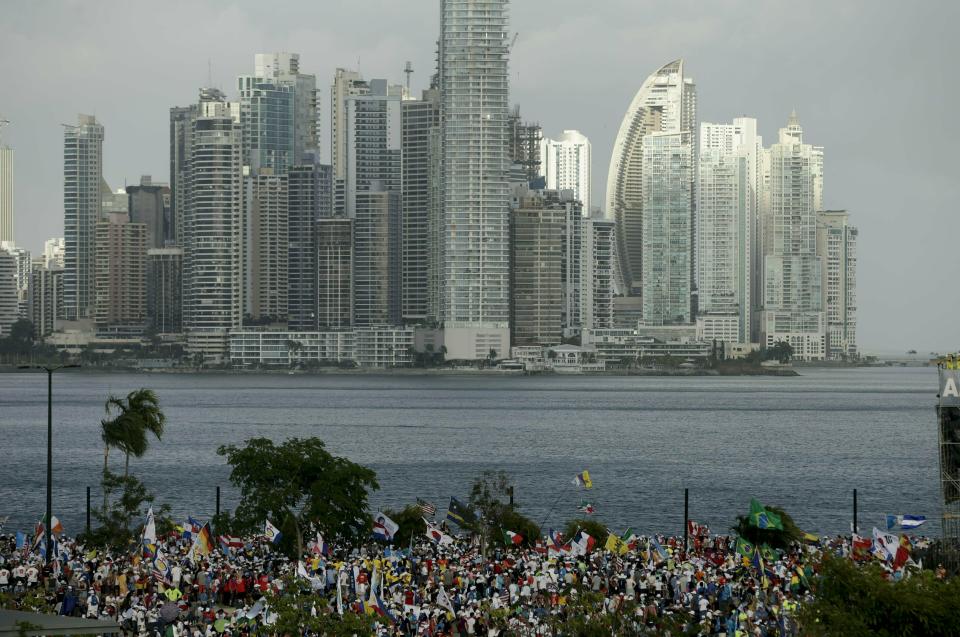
0,367,940,538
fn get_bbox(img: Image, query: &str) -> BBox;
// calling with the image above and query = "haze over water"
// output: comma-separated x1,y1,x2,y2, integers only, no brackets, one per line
0,367,938,537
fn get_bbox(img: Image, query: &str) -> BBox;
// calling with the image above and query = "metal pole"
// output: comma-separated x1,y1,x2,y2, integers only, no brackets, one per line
853,488,858,536
216,486,221,519
683,488,689,556
45,369,53,564
508,486,514,509
86,486,91,533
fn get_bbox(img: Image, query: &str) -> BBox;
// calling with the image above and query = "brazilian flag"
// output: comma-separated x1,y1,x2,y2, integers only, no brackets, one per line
760,544,778,563
735,536,755,560
749,498,784,530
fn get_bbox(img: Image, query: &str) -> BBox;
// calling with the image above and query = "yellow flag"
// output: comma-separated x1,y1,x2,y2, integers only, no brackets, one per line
604,533,628,555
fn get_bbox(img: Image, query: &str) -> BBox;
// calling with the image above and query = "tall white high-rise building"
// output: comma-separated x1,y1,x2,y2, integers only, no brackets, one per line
640,131,694,325
696,117,763,343
761,113,825,360
0,127,11,244
245,169,288,322
0,249,17,336
605,60,696,298
331,69,369,216
181,89,244,361
540,130,591,210
580,213,615,331
63,114,104,321
817,210,857,360
439,0,512,359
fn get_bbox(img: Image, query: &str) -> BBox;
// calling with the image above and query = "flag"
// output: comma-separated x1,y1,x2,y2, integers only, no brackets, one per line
297,561,324,590
570,531,596,556
15,531,26,550
573,470,593,489
312,532,332,557
502,530,523,546
373,513,399,541
446,497,475,527
264,520,282,544
759,544,778,563
687,520,701,537
577,501,595,515
417,498,437,517
852,535,872,561
751,547,769,587
650,537,668,561
748,499,783,530
802,532,820,544
424,520,454,546
152,548,172,583
893,535,911,569
219,535,243,551
50,516,63,536
886,514,926,530
184,516,203,540
499,591,510,607
604,532,629,555
364,587,396,624
436,586,456,616
143,507,157,544
192,522,213,557
547,529,568,554
735,537,755,560
872,527,899,561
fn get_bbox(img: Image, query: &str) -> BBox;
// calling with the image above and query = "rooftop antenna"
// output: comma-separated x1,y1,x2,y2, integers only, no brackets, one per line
0,118,9,144
207,58,213,88
404,61,413,94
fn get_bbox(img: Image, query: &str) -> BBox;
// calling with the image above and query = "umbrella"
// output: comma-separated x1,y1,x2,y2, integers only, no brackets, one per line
160,601,179,622
214,618,228,632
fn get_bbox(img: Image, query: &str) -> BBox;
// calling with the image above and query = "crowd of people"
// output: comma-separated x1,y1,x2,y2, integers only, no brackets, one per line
0,521,928,636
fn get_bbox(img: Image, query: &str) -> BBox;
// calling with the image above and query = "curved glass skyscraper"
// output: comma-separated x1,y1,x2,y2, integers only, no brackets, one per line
604,60,696,310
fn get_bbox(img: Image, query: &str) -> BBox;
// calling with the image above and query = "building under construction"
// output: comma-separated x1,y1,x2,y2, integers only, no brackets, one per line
509,105,542,184
938,362,960,543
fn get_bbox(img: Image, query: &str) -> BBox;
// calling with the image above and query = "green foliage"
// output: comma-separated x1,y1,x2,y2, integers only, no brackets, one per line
217,437,379,553
381,504,427,547
767,340,794,363
732,504,803,549
492,508,541,548
545,590,645,636
465,471,539,546
268,579,376,636
799,554,960,636
563,518,609,545
101,388,166,477
81,471,172,550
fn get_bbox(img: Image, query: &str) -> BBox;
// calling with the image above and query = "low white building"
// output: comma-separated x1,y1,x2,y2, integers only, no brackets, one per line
582,327,712,362
230,326,414,369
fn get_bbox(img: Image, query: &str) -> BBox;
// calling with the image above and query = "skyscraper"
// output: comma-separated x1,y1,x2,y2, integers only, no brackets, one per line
401,88,440,324
180,89,244,361
331,69,369,216
817,210,857,360
29,262,62,339
0,127,11,244
439,0,512,359
0,249,16,336
94,213,146,337
696,118,762,343
287,155,332,331
346,80,402,326
43,238,65,268
169,104,199,244
63,114,104,321
316,218,353,329
510,187,563,346
146,248,183,334
640,131,694,325
761,113,825,360
580,214,615,331
245,168,288,322
605,60,696,298
540,130,591,210
127,175,170,249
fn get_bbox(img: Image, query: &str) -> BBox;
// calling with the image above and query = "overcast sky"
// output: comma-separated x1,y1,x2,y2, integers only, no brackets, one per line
1,0,956,354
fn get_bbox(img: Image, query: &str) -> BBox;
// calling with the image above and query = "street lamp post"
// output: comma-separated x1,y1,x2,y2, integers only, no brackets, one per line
20,363,79,563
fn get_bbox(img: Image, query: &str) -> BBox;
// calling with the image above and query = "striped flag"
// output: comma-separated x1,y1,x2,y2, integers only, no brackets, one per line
499,591,510,606
417,498,437,517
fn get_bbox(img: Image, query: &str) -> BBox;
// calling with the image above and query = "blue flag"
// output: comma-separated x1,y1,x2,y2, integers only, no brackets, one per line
15,531,25,550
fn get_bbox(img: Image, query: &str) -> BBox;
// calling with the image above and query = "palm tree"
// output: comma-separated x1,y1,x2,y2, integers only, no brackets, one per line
101,388,166,478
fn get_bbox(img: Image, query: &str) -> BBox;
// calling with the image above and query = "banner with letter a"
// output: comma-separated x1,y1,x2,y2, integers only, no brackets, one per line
941,369,960,407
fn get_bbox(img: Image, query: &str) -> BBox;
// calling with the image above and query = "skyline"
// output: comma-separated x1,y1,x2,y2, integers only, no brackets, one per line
0,0,957,353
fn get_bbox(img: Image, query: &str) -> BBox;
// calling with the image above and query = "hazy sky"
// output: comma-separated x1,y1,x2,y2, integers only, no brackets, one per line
1,0,957,353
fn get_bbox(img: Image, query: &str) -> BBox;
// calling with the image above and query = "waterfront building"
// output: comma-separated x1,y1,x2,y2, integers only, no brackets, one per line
641,131,694,326
605,59,696,298
169,104,199,244
439,0,512,359
29,263,62,339
540,130,591,210
245,168,288,322
761,113,825,360
817,210,858,360
581,326,711,362
401,88,440,324
0,242,31,318
0,249,17,336
331,69,369,216
94,213,147,337
126,175,170,249
287,155,332,331
316,218,353,329
510,187,564,346
229,325,414,369
180,89,244,361
146,248,183,334
63,114,104,320
581,213,615,332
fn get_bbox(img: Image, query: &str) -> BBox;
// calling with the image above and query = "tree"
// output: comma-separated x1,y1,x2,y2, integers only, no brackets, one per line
101,389,166,478
381,504,428,547
731,504,802,549
768,340,794,364
799,554,960,636
268,578,376,636
562,518,609,546
467,470,540,548
218,437,379,555
83,472,173,550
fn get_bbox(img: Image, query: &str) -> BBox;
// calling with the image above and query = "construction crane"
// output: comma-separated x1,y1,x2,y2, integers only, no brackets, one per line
508,32,519,52
404,61,413,95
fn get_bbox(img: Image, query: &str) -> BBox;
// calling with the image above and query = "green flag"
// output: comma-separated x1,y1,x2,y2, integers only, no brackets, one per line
735,536,755,559
749,498,784,530
760,544,778,562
